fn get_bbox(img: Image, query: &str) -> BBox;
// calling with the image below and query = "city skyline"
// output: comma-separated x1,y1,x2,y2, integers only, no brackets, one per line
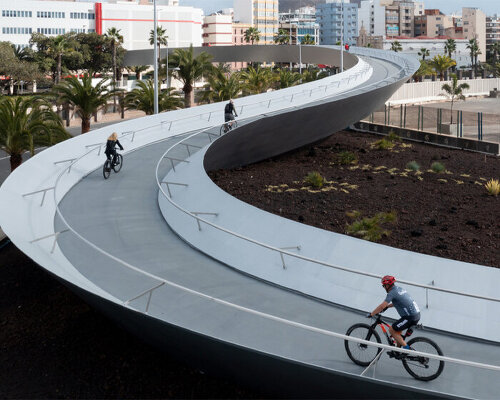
179,0,499,16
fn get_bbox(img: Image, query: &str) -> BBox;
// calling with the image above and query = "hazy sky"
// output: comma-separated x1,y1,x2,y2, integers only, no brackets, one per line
179,0,499,16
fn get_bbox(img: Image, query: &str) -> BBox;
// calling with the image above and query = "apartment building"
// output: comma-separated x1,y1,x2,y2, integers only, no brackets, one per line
202,13,232,47
414,9,453,38
316,0,358,46
233,0,279,44
358,0,386,37
0,0,202,50
279,6,319,44
462,7,486,62
384,1,415,38
486,14,499,59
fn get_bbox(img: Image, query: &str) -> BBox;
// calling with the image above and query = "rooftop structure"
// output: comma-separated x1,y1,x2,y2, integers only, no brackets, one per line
279,6,319,45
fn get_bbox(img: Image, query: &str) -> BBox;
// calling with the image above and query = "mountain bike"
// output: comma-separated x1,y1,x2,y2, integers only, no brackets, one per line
220,119,238,135
344,313,445,381
103,152,123,179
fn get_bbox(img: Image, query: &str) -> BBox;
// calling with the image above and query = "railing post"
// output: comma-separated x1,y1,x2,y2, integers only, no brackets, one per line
426,280,435,309
403,104,407,128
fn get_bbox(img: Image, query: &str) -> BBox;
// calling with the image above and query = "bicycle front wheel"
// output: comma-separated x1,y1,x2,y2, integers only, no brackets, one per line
103,160,111,179
344,323,382,366
402,337,445,381
113,154,123,173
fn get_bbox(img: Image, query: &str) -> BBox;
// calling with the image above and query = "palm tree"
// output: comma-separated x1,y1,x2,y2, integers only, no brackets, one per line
466,38,481,76
277,69,301,88
105,27,124,112
11,44,30,61
493,62,500,78
413,60,434,82
444,38,456,58
418,47,430,61
301,34,315,45
441,74,470,124
301,66,328,82
48,35,72,84
149,25,168,70
244,27,260,45
127,65,149,80
169,45,213,108
240,65,275,94
0,97,69,171
390,41,403,52
200,68,242,103
52,74,115,134
430,54,456,81
124,80,182,115
274,28,290,45
490,42,500,63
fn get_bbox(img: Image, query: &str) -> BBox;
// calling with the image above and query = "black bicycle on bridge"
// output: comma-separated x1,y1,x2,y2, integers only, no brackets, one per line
103,151,123,179
344,313,445,381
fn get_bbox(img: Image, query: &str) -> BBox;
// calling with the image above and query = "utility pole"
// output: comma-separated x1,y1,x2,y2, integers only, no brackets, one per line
341,0,344,72
153,0,159,114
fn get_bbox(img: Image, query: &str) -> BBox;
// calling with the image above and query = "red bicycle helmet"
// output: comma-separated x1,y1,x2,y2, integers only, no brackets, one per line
381,275,396,287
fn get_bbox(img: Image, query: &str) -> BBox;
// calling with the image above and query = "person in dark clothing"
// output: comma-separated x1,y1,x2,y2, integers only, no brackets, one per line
224,99,238,131
105,132,124,166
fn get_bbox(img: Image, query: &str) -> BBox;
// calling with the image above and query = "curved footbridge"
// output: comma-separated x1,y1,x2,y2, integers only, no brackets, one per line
1,46,499,399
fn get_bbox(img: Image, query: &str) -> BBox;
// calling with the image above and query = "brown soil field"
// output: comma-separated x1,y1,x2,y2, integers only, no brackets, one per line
209,130,499,268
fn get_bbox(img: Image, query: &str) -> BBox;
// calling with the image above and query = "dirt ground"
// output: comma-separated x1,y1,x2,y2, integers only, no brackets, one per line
209,130,499,268
0,241,258,399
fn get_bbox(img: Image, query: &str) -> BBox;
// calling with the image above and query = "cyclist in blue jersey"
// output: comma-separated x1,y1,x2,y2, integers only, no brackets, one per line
368,275,421,350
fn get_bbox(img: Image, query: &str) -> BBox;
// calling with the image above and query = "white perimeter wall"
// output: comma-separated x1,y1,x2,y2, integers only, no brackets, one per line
387,78,500,105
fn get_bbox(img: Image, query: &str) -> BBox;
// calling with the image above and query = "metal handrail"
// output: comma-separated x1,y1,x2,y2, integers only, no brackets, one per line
156,127,500,304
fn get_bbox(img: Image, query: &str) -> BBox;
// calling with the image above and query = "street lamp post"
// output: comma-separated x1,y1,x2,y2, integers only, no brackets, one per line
166,37,169,87
290,34,302,74
153,0,159,115
340,0,344,73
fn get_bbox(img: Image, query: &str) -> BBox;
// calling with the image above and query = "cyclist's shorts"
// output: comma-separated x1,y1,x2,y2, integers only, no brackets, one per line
224,113,235,122
392,314,420,332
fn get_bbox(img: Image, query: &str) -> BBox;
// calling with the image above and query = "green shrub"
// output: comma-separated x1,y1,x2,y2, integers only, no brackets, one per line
338,151,358,165
305,171,325,188
387,131,401,142
431,161,445,173
346,210,397,242
374,138,395,150
406,161,420,171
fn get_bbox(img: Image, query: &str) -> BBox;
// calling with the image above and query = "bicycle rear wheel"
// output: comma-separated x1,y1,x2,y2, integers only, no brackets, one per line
103,160,111,179
402,337,445,381
220,124,227,135
113,154,123,173
344,323,382,366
